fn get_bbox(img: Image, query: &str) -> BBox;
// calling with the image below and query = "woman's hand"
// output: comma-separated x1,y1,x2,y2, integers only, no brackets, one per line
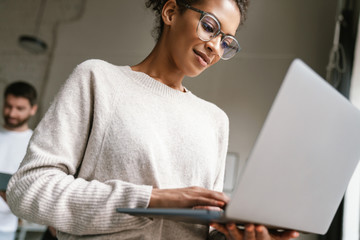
210,223,299,240
149,186,229,208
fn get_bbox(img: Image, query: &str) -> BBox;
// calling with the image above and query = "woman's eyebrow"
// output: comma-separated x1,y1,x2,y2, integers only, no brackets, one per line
207,10,238,36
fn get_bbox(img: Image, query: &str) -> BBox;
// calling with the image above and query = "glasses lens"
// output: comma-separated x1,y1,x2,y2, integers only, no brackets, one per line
220,36,240,60
196,13,241,60
197,14,220,41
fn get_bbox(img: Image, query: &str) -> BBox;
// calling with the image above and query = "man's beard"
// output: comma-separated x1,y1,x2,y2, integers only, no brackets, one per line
4,115,31,129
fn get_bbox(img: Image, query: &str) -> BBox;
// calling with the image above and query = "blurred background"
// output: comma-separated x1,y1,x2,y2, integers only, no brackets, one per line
0,0,359,239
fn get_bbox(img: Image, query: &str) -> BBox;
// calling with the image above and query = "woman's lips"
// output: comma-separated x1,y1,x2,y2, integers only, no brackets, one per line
194,50,210,67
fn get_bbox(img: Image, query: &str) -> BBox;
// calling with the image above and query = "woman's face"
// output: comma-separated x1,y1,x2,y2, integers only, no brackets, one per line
166,0,241,77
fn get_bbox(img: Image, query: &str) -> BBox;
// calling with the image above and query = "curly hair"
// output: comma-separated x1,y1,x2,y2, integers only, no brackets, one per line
145,0,250,41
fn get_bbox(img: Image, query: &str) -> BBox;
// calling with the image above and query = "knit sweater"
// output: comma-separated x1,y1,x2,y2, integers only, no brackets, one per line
7,59,229,240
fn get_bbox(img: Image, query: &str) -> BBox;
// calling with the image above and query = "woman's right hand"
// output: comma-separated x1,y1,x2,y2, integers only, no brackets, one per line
148,186,229,208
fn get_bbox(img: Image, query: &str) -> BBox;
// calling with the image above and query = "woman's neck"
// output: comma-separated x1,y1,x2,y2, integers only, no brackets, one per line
131,40,186,92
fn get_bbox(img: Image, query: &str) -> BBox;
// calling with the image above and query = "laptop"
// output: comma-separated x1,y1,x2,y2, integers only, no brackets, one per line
0,172,12,191
117,59,360,235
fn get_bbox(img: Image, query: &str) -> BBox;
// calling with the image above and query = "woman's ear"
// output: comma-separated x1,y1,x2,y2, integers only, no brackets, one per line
162,0,177,26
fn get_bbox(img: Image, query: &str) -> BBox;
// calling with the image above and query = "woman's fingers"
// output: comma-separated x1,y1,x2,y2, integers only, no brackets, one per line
211,223,300,240
149,186,229,208
257,225,299,240
193,195,226,208
243,224,257,240
255,225,270,240
269,228,300,239
228,223,244,240
193,205,223,211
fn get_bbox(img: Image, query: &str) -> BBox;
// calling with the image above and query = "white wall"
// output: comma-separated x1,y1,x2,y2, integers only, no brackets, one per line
0,0,84,127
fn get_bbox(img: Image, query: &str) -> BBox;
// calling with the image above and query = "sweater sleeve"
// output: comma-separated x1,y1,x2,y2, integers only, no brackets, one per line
6,60,153,236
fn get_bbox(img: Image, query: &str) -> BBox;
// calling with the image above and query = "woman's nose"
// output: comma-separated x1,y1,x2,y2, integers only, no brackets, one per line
205,35,223,57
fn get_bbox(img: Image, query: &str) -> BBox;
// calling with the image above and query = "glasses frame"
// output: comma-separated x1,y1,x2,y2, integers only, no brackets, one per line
180,3,241,60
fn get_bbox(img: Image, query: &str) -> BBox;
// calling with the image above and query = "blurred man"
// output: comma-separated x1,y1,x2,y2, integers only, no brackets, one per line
0,81,37,240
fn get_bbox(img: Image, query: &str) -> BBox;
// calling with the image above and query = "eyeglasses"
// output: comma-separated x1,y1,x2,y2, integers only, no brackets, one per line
181,3,241,60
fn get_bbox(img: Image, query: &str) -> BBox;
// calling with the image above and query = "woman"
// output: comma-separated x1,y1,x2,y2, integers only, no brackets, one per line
7,0,299,239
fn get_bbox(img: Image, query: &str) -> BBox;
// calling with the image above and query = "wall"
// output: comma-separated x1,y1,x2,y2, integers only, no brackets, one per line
0,0,338,239
0,0,84,127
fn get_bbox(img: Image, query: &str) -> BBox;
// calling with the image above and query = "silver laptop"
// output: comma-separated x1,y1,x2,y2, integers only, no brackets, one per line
117,59,360,235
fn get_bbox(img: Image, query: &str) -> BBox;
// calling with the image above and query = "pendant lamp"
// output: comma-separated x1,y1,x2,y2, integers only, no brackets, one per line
18,0,48,54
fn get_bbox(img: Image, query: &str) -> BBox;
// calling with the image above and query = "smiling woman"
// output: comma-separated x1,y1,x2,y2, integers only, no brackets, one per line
5,0,290,239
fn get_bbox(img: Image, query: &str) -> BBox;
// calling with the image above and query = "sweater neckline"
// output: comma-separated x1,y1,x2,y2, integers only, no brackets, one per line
123,66,192,99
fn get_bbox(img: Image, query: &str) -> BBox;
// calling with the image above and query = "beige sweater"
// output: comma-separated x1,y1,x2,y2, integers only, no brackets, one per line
7,59,229,240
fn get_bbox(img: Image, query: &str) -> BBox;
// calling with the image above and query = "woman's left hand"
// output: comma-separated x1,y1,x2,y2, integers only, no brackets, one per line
210,223,299,240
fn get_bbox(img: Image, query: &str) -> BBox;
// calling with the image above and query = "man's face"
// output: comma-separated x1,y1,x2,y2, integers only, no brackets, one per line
3,94,37,130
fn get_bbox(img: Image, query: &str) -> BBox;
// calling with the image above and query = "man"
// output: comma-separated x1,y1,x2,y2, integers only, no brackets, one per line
0,81,37,240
